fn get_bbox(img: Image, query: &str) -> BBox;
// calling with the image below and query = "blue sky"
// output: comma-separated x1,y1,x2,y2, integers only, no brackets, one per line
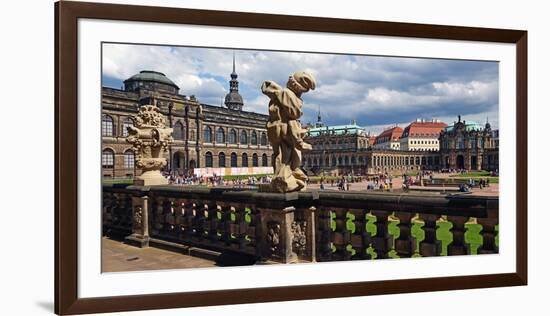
102,43,499,134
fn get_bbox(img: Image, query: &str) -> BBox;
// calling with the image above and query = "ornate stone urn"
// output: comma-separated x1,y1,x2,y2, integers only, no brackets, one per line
126,98,173,186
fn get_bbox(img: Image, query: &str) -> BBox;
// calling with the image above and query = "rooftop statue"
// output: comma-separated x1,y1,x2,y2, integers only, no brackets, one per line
261,71,316,193
126,97,173,186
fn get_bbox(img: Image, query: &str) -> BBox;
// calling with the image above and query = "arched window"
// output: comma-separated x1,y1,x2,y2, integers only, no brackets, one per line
123,150,134,169
102,149,114,168
351,156,356,165
228,129,237,144
252,153,258,167
121,117,134,137
240,130,248,145
325,157,329,167
101,115,114,137
216,128,225,143
205,152,213,167
230,152,237,167
242,153,248,167
218,152,226,167
173,122,185,140
189,130,196,141
344,156,349,165
262,153,268,167
251,131,258,145
331,156,337,167
203,126,212,143
260,132,267,146
338,157,343,165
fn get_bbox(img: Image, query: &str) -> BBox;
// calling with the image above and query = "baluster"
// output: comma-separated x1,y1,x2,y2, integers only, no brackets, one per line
316,207,333,262
436,215,453,256
219,204,232,246
164,198,177,242
371,210,391,259
202,202,213,241
208,204,222,244
394,212,413,258
193,202,207,243
111,193,122,230
349,209,367,260
102,192,113,235
477,217,499,254
331,208,349,260
447,216,468,255
411,213,425,258
150,195,163,237
123,193,133,232
464,217,483,255
418,213,438,257
495,224,499,250
181,200,195,243
234,206,248,250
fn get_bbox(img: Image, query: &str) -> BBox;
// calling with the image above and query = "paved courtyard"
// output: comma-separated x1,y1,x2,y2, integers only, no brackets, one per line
102,237,217,272
306,173,498,196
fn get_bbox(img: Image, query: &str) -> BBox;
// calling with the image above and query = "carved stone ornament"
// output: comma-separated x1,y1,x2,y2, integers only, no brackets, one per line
261,71,316,193
133,206,143,232
266,221,281,254
291,221,307,256
126,97,173,186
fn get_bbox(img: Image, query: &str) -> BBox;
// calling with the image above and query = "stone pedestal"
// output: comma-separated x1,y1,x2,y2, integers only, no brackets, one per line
257,192,317,263
133,169,168,186
259,205,299,263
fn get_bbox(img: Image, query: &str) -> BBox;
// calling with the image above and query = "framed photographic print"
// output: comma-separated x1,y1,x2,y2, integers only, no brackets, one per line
55,1,527,315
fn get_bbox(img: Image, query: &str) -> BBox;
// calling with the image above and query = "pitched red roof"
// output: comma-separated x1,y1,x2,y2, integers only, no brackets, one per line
402,121,447,138
374,126,403,144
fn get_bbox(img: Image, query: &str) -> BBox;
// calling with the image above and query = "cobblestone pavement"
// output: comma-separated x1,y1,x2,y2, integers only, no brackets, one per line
102,237,216,272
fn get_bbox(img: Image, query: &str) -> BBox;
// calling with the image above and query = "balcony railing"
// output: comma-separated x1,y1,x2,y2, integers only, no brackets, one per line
102,185,498,263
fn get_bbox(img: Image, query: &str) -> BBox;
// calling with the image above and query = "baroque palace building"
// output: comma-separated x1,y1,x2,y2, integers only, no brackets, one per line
399,119,447,151
303,115,498,175
439,116,499,171
101,58,272,179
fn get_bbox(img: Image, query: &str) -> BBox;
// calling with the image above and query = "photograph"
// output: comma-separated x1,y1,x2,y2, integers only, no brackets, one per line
101,43,500,272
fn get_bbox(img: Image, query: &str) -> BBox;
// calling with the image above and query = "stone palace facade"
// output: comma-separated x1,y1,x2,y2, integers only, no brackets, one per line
101,61,272,179
303,115,498,175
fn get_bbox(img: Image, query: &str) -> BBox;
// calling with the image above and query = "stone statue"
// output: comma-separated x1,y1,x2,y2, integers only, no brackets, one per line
261,71,316,193
126,97,173,186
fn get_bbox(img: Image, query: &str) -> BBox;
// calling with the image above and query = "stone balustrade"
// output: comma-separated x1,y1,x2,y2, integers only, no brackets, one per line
102,185,498,263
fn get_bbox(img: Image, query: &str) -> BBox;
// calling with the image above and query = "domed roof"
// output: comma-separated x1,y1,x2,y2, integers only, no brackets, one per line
124,70,179,88
225,91,243,105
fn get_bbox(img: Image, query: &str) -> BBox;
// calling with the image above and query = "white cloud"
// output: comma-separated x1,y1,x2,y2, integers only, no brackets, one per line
102,43,499,128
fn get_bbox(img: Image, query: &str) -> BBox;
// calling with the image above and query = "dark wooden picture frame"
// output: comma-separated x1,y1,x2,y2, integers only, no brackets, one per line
55,1,527,315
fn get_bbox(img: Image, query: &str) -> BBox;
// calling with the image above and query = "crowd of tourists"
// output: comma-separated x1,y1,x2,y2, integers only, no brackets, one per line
165,171,272,187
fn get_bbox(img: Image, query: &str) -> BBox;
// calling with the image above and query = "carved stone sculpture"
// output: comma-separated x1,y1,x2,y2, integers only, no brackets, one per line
266,222,281,254
126,98,173,186
261,71,316,193
291,221,307,256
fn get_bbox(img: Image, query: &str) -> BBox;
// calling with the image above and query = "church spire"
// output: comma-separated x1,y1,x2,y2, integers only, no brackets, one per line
315,105,323,127
232,52,237,77
224,51,244,111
